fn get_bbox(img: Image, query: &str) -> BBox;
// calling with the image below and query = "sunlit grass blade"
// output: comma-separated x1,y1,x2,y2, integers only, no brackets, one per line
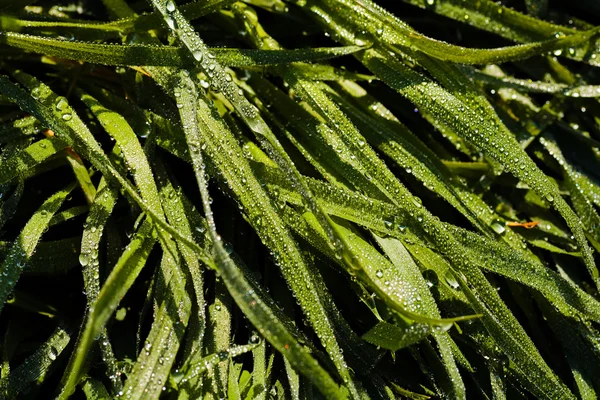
77,89,192,399
4,0,232,38
81,378,112,400
0,32,363,68
58,218,157,399
149,1,364,395
399,0,600,66
167,68,352,398
154,158,208,398
2,0,600,398
0,115,41,143
354,48,598,287
447,224,600,322
123,250,191,399
0,137,67,185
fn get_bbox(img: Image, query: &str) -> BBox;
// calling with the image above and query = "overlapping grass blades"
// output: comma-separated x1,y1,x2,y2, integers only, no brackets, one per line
1,0,600,399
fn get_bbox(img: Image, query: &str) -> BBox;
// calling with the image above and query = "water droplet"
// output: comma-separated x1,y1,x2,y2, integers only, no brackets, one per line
354,31,371,46
79,253,89,267
166,0,176,12
491,221,506,234
412,197,422,208
55,97,68,111
48,346,58,361
426,0,435,5
192,50,203,61
249,334,260,344
375,270,383,278
545,194,554,202
62,113,72,121
444,271,460,289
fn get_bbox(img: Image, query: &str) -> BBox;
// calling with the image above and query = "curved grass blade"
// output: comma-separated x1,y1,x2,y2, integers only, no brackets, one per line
169,69,351,399
149,1,373,396
0,71,201,398
150,0,351,263
374,235,465,398
48,205,89,226
59,218,157,399
279,203,476,327
0,115,41,143
399,0,600,66
0,72,212,269
0,32,363,68
285,64,375,81
399,27,598,65
464,67,600,98
354,48,598,288
77,90,192,400
204,281,233,398
0,182,75,314
81,378,112,400
65,150,121,394
4,0,232,38
447,224,600,322
0,326,70,399
20,237,80,275
310,0,597,65
175,344,257,386
154,159,207,398
123,250,191,400
0,138,68,185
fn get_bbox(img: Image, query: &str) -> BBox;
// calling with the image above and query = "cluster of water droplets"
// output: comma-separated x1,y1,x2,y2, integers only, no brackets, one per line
54,96,72,121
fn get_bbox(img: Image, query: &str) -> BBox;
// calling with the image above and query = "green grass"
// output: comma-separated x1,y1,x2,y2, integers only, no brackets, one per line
0,0,599,398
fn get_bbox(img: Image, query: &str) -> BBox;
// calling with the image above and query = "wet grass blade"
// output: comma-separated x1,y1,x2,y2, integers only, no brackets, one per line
0,182,75,314
0,32,363,67
0,326,70,398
